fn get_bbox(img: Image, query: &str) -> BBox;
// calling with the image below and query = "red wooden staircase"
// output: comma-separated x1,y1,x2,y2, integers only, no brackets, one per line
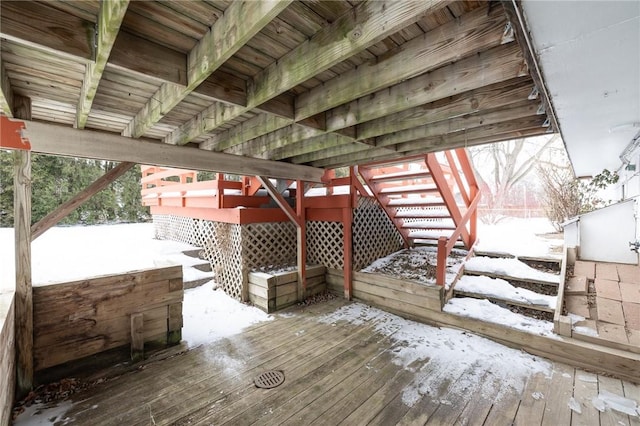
358,149,481,285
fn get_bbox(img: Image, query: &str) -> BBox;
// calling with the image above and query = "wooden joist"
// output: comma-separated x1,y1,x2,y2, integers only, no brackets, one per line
0,58,14,117
124,0,291,139
217,5,508,155
165,0,453,146
75,0,129,129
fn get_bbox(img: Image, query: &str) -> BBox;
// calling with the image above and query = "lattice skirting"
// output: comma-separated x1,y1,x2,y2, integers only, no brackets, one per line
241,222,297,271
307,221,344,270
152,199,402,299
152,215,298,301
353,197,403,271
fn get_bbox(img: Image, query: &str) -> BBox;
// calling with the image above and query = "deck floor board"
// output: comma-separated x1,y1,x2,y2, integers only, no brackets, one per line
33,299,638,426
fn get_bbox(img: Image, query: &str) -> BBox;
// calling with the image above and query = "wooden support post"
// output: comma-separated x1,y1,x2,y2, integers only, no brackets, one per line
167,302,182,345
13,95,33,398
436,236,447,286
343,207,353,300
130,313,144,363
216,173,224,209
296,180,306,301
14,149,33,398
31,162,135,241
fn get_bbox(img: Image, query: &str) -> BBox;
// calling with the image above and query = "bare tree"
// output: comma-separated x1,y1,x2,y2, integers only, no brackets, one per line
470,135,559,223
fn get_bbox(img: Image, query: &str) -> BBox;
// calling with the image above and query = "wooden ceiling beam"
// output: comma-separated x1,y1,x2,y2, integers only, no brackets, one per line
311,147,403,169
397,115,548,153
267,78,533,163
289,140,376,165
0,1,94,60
205,5,505,154
227,43,527,162
226,43,531,158
403,127,551,157
306,115,548,168
326,42,527,132
356,77,533,140
123,0,291,138
167,0,453,146
21,120,324,182
375,100,541,148
75,0,129,129
0,58,14,117
259,133,372,161
295,5,507,122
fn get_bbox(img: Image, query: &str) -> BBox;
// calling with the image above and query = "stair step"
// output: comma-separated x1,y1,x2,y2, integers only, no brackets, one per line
412,238,465,247
379,184,438,195
183,276,213,290
453,290,555,313
193,262,212,272
395,210,451,219
387,199,445,208
401,219,455,229
463,270,559,287
182,249,204,259
370,170,432,183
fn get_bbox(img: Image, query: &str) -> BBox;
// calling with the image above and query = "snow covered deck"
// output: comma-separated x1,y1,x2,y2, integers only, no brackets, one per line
17,299,639,425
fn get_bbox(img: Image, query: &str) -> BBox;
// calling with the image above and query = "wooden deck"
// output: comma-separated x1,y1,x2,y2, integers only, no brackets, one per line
27,299,639,425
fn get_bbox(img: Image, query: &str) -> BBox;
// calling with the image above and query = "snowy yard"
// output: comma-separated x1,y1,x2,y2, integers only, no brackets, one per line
0,223,272,350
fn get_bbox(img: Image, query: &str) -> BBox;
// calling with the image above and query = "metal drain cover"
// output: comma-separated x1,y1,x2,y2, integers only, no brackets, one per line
254,370,285,389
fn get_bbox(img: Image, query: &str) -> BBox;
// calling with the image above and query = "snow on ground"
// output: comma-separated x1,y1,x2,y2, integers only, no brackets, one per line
182,281,272,348
464,256,560,284
476,217,562,258
0,223,212,290
456,275,557,308
444,298,556,337
318,302,552,407
361,246,466,288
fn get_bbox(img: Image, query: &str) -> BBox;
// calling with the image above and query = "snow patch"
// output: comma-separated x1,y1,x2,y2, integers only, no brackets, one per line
592,391,640,417
182,281,273,348
476,218,562,257
13,400,74,425
318,303,551,407
568,397,582,414
444,298,556,337
464,256,560,284
0,224,208,288
573,326,599,337
455,275,556,308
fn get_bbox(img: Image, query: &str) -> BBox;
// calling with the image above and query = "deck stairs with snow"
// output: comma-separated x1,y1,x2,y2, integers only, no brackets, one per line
181,248,214,289
452,251,561,319
358,149,481,285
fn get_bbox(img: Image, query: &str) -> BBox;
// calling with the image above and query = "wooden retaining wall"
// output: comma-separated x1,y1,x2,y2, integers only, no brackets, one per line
249,265,326,313
353,271,444,312
0,293,15,426
325,269,639,383
33,266,184,371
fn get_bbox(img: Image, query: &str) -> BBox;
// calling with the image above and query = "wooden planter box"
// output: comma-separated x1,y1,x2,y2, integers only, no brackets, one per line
248,265,326,313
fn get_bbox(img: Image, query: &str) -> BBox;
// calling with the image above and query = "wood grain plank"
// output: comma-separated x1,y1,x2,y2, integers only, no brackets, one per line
541,363,574,426
599,375,632,426
571,371,600,426
513,372,551,425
